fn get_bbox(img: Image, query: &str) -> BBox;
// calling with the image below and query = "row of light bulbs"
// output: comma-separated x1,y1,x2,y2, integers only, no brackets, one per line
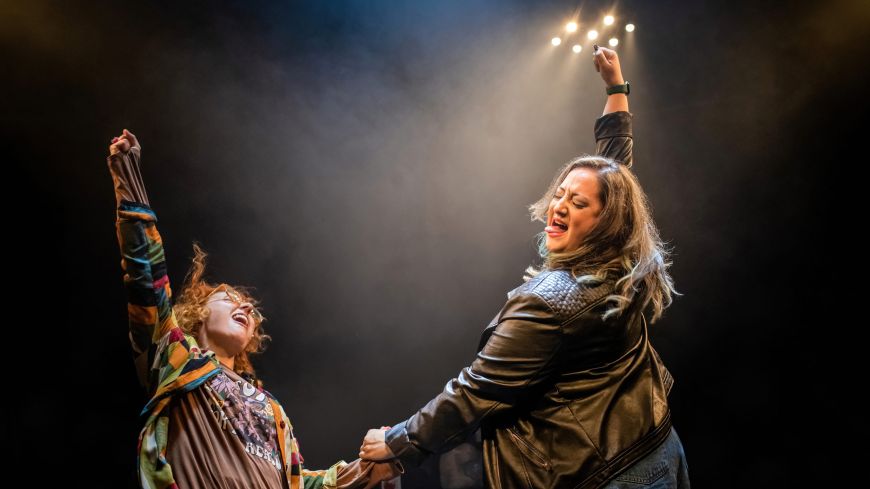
550,15,635,53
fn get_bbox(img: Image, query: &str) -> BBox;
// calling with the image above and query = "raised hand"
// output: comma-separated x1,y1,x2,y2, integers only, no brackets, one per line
109,129,140,155
593,46,629,115
592,45,625,87
107,128,149,205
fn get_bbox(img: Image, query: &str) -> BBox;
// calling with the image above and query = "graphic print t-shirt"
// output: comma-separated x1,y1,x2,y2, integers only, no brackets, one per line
166,365,287,489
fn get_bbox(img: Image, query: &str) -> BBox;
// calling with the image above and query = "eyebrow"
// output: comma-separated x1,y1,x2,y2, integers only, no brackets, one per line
555,187,589,202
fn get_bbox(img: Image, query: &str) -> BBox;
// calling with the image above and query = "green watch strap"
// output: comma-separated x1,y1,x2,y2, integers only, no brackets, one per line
606,81,630,95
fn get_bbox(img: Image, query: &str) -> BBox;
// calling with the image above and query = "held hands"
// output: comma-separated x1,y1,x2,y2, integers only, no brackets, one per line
592,45,624,87
109,129,140,156
359,427,396,461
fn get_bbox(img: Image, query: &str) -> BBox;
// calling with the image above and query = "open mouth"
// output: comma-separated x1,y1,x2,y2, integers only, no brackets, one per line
232,313,248,328
546,217,568,234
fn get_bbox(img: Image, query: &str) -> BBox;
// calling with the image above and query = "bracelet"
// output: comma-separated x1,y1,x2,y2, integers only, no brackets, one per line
606,81,630,95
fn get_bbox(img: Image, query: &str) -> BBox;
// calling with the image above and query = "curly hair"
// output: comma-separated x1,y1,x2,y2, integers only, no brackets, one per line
527,155,678,323
172,242,270,381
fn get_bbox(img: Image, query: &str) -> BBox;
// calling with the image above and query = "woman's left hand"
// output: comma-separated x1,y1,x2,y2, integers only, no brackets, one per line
359,428,396,461
592,46,625,87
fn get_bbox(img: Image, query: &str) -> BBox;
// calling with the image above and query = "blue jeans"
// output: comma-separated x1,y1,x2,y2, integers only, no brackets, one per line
601,427,690,489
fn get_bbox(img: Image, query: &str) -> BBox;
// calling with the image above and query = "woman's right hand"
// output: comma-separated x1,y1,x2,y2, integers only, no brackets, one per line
109,129,140,156
592,46,625,87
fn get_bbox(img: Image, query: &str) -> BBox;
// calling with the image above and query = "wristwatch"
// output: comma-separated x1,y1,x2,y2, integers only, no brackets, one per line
606,81,630,95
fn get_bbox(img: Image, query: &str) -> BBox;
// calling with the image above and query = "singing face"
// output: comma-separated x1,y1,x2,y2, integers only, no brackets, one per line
199,286,260,358
545,167,603,253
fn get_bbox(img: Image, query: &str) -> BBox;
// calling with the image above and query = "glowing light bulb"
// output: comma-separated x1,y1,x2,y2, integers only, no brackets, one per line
587,30,598,40
551,37,562,46
625,23,635,32
604,15,615,26
572,44,582,53
566,22,578,32
609,38,619,47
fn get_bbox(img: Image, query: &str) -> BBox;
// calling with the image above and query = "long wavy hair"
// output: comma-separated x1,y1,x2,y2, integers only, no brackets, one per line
527,155,677,322
172,242,270,381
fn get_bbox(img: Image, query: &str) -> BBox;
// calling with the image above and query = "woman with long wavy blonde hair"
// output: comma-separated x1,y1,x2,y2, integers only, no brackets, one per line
360,47,690,489
526,153,676,323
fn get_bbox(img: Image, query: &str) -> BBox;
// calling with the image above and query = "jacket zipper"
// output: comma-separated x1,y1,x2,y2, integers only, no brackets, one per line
507,428,552,471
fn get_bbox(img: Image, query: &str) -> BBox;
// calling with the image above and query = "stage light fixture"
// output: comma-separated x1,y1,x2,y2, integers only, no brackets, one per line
572,44,582,53
551,37,562,46
604,15,615,26
566,22,578,32
609,38,619,47
587,30,598,40
625,23,635,32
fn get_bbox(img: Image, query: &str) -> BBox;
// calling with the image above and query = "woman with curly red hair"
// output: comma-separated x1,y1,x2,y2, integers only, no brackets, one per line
108,130,400,489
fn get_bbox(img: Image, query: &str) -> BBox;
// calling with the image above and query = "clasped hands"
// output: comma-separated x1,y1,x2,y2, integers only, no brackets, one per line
359,426,396,461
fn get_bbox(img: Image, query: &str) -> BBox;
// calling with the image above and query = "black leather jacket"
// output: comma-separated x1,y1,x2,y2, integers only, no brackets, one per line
385,112,675,489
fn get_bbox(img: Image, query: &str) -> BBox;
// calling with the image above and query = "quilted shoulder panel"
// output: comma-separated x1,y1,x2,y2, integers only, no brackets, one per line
524,270,613,319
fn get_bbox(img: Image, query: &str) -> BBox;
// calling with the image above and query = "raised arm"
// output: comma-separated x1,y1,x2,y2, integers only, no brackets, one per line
108,130,178,393
592,46,633,166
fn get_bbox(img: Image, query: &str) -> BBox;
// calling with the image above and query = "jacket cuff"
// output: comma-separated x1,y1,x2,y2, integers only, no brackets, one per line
322,460,347,488
117,200,157,223
386,420,429,467
119,199,153,211
594,111,632,140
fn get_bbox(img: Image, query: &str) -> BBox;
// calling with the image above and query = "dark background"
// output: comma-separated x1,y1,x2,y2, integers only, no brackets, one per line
3,0,868,486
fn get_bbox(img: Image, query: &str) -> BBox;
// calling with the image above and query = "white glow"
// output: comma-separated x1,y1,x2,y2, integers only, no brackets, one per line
604,15,615,26
566,22,578,32
551,37,562,46
609,38,619,47
572,44,582,53
625,23,635,32
587,30,598,40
